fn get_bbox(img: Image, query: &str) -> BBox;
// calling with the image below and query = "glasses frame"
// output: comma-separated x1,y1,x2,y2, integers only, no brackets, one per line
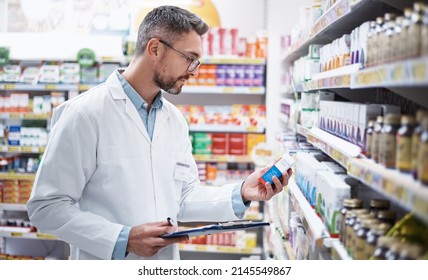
159,39,201,72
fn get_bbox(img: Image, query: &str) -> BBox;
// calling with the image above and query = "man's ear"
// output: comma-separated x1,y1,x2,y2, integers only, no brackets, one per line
146,38,161,61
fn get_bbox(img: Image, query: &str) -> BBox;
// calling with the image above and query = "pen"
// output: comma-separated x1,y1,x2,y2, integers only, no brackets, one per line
167,217,174,226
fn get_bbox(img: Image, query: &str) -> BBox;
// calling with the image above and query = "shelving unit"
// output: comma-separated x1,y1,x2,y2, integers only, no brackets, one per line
271,0,428,260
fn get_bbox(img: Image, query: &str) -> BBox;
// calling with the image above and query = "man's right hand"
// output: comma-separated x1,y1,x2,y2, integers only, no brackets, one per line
127,221,188,257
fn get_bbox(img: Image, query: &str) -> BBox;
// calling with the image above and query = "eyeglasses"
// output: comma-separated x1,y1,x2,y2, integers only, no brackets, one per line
159,39,201,72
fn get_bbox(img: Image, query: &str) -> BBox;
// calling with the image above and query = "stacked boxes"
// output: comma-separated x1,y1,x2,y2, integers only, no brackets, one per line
315,171,351,237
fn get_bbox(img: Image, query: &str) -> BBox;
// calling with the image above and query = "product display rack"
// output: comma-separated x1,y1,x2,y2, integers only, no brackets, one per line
271,0,428,260
0,54,267,260
282,0,399,64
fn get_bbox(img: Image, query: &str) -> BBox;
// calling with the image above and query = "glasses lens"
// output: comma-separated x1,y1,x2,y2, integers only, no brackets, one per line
189,60,200,72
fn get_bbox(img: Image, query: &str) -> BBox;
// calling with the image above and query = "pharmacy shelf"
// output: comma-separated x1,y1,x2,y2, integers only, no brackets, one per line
347,158,428,224
0,113,51,120
0,172,36,181
0,203,27,211
305,64,361,91
331,239,352,260
182,86,265,95
306,127,361,168
200,57,266,65
0,145,46,154
178,243,261,255
193,154,253,163
351,56,428,88
288,177,330,249
0,83,97,92
296,124,309,138
189,124,264,134
283,0,393,64
0,230,57,241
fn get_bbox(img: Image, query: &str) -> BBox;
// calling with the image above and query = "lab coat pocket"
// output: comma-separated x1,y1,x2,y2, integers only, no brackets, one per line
171,151,189,201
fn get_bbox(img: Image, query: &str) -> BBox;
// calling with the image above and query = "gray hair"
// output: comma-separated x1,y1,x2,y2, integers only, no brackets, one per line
135,5,209,55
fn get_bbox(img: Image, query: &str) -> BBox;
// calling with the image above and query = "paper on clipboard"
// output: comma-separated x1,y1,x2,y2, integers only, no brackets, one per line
161,220,269,238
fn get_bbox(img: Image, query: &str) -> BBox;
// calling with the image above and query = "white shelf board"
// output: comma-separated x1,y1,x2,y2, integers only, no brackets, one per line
331,239,352,260
189,124,264,134
288,177,330,249
0,230,58,240
182,86,265,95
0,203,27,211
178,243,262,255
347,158,428,224
307,127,361,168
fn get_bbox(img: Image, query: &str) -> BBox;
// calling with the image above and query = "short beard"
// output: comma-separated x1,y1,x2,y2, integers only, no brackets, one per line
153,70,184,95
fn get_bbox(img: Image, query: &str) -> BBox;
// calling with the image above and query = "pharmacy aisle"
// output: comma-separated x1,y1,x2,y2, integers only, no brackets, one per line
264,0,428,260
0,0,271,260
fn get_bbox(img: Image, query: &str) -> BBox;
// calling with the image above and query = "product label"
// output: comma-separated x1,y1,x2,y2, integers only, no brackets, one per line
380,134,396,168
259,165,282,186
366,134,372,157
354,237,366,260
411,134,420,172
371,133,379,161
396,136,412,171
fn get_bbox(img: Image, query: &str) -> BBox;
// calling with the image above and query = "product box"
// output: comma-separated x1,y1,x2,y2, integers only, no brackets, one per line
259,153,295,186
228,133,246,155
315,170,351,237
295,152,329,207
60,63,80,84
357,104,382,147
39,64,60,83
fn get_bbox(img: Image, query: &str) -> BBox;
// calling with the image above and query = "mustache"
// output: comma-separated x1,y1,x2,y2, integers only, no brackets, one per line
177,75,190,81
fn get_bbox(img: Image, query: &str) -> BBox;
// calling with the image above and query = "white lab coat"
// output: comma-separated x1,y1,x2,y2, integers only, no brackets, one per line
27,72,240,260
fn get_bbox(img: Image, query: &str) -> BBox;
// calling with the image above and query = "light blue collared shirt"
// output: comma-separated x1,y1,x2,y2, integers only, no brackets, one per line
112,71,250,259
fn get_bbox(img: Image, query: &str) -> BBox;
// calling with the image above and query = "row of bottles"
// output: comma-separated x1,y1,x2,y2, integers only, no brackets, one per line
365,110,428,185
366,2,428,67
339,198,427,259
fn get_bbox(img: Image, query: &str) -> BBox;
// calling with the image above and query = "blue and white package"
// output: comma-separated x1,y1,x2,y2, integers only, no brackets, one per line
258,153,295,186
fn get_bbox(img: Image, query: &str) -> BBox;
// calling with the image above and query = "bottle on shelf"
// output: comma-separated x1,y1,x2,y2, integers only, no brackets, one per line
364,223,392,259
396,115,416,173
369,199,390,215
371,116,383,163
411,110,428,179
364,120,374,158
354,219,379,260
373,236,398,260
339,198,363,245
407,3,424,59
379,113,401,169
398,242,425,260
417,116,428,185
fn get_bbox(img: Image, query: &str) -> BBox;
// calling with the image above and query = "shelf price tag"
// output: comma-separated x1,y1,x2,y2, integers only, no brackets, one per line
410,61,426,81
4,84,16,90
391,64,405,82
223,87,234,94
36,233,57,239
11,232,23,237
45,84,57,91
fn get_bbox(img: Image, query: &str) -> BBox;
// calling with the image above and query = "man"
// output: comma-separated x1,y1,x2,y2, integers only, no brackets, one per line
27,5,291,260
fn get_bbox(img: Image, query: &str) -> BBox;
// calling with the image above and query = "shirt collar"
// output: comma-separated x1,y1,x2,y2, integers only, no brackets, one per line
115,70,163,110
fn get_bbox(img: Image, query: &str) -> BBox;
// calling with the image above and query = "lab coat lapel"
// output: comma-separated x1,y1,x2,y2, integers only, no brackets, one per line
152,104,170,142
106,73,150,142
125,100,150,142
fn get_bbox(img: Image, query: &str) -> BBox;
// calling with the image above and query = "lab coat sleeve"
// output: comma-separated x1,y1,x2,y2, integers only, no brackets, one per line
27,104,123,260
177,135,241,222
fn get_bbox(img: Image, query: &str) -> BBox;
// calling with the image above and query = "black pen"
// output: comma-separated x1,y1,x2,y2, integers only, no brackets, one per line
167,217,174,226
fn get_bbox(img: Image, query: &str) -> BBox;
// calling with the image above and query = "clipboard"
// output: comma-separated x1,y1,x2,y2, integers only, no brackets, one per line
161,220,269,238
